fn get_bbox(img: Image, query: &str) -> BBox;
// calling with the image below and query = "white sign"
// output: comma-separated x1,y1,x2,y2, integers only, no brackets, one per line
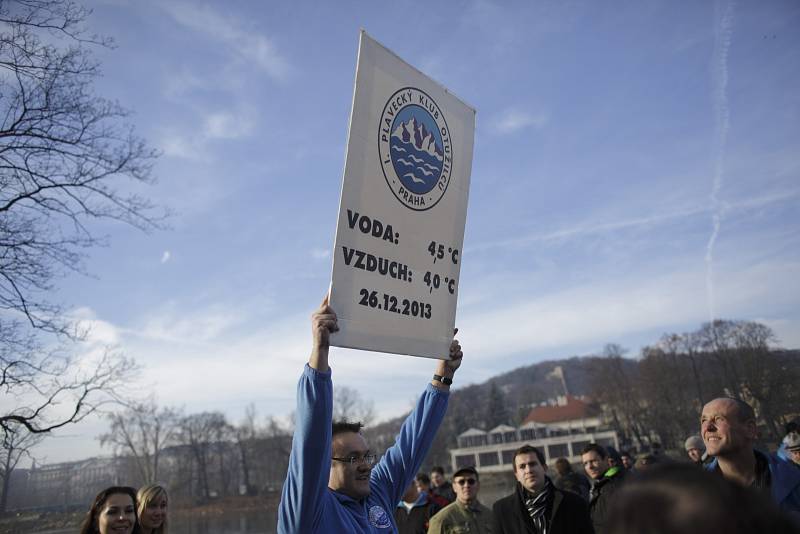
329,31,475,359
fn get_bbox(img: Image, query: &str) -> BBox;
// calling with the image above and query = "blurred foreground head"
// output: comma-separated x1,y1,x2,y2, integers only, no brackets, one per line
606,463,798,534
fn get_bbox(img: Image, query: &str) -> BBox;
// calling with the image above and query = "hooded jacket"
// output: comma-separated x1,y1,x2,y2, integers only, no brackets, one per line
706,451,800,519
277,364,450,533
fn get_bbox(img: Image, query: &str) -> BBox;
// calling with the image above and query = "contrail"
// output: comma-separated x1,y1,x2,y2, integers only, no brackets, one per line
705,0,735,323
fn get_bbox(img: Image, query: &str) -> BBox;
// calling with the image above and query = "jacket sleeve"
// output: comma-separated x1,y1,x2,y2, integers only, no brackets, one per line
370,383,450,508
277,364,333,534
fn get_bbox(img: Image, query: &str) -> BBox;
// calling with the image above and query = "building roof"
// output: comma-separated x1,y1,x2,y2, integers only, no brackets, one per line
458,427,488,438
522,396,597,424
489,424,517,433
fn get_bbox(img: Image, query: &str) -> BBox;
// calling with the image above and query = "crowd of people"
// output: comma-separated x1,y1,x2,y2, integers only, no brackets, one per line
275,298,800,533
79,484,168,534
78,298,800,533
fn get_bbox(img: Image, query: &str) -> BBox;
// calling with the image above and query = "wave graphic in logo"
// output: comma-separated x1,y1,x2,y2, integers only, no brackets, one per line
379,87,452,211
390,106,443,195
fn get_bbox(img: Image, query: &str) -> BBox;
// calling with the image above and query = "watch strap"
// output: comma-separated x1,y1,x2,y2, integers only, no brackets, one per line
433,374,453,386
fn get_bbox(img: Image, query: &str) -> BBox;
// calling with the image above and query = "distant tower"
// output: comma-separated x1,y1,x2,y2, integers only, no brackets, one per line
547,365,569,397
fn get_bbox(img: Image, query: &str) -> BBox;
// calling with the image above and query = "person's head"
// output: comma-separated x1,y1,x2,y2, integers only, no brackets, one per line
605,446,623,468
635,453,657,471
783,432,800,466
430,466,446,488
581,443,609,480
415,472,432,494
137,484,168,534
402,480,419,504
554,457,573,476
605,463,798,534
620,451,634,470
79,486,140,534
512,445,547,493
452,466,480,505
701,397,757,458
684,435,705,464
329,420,375,500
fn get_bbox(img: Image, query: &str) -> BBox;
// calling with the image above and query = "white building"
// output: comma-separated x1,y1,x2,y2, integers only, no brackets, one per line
449,396,619,473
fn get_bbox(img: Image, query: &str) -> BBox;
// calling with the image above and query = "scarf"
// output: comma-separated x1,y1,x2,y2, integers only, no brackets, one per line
521,477,552,534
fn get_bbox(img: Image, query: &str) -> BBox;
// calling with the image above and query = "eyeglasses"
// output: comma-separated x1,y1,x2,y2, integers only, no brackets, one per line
455,478,477,486
331,454,378,467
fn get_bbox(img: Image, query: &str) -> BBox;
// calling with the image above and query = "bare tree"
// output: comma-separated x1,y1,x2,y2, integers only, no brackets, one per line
1,346,136,436
234,403,258,495
174,412,228,501
0,0,161,440
333,385,375,426
0,423,43,513
99,400,181,485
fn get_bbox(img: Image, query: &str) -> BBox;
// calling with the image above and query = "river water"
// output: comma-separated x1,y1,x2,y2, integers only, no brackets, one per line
31,508,278,534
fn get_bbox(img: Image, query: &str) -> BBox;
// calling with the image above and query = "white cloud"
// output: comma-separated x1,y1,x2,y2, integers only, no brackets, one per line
491,108,547,135
161,250,171,264
311,248,331,260
160,1,290,81
202,110,255,140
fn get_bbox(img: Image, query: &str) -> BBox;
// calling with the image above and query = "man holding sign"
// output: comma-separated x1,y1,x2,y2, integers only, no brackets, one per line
277,297,463,534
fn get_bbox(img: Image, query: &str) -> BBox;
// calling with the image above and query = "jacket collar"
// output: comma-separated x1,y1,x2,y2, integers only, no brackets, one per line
706,449,800,504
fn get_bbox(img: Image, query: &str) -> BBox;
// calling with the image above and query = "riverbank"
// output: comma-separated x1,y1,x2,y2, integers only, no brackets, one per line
0,494,281,534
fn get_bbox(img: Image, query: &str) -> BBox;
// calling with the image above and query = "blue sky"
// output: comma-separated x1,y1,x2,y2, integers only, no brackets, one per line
32,0,800,463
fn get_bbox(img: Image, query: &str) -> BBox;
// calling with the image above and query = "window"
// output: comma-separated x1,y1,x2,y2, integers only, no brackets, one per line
455,454,476,469
479,452,499,466
520,428,535,441
504,431,518,443
492,433,504,444
501,449,517,465
464,435,488,447
598,437,616,450
571,440,590,456
547,443,569,460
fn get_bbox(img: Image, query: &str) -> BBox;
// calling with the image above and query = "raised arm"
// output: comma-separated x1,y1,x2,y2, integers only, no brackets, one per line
277,297,339,534
371,331,464,507
309,294,339,372
431,328,463,391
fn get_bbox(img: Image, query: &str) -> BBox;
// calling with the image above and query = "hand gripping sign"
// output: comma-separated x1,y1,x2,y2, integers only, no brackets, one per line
330,31,475,359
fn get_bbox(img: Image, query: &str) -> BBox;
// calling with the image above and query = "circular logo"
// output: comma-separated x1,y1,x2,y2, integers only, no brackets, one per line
368,504,392,528
378,87,453,211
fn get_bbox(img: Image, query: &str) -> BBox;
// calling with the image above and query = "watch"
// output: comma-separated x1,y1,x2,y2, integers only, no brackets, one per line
432,374,453,386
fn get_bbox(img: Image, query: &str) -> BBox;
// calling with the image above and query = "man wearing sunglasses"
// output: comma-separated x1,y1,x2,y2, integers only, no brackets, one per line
278,297,464,534
427,466,494,534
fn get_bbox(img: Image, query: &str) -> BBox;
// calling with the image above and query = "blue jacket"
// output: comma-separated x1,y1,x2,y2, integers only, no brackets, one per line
277,364,450,533
706,451,800,516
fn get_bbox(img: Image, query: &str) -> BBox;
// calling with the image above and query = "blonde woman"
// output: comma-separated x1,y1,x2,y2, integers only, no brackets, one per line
137,484,169,534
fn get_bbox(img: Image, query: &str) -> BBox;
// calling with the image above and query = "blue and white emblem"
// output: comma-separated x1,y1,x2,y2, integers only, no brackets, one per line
379,87,452,211
368,504,392,529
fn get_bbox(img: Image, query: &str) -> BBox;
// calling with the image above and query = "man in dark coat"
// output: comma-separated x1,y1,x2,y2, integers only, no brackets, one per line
493,445,594,534
581,443,625,534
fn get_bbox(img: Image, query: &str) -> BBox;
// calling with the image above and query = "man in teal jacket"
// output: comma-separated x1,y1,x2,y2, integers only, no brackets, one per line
702,397,800,520
277,296,463,533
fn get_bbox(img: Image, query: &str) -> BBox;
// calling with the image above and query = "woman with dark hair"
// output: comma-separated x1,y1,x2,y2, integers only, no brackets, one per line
79,486,141,534
137,484,169,534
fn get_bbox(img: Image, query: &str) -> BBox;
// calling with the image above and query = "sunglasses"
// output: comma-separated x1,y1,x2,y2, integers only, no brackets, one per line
455,478,477,486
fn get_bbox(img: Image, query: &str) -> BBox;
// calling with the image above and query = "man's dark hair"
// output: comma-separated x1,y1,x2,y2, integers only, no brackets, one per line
431,466,445,476
332,420,364,437
512,444,546,468
554,457,573,476
581,443,608,458
415,473,431,486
